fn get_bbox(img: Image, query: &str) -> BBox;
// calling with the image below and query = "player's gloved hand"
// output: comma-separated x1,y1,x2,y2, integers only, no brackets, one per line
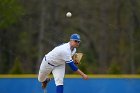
74,60,79,64
72,53,83,64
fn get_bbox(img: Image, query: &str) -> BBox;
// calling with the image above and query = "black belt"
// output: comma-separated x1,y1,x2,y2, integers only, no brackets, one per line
48,62,55,66
45,56,55,66
44,56,47,61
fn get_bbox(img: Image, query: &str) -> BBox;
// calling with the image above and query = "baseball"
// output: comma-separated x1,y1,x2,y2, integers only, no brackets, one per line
66,12,72,17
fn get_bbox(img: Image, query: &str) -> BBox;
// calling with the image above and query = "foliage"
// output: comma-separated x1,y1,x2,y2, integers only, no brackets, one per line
9,57,23,74
108,62,122,74
0,0,24,29
0,0,140,74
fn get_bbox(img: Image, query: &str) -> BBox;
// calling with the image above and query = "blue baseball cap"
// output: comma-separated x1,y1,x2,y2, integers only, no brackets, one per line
70,34,81,41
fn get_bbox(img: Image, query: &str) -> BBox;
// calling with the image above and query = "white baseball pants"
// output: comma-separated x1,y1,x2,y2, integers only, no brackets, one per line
38,56,65,86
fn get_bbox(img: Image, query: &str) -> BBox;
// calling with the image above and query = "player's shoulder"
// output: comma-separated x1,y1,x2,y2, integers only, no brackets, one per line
60,43,71,53
53,43,67,52
56,42,69,48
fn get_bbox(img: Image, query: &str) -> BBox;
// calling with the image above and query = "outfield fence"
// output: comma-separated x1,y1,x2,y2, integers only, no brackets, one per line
0,74,140,93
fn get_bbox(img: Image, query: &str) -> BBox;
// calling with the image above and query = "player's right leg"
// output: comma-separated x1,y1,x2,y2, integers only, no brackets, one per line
38,57,54,89
38,71,51,89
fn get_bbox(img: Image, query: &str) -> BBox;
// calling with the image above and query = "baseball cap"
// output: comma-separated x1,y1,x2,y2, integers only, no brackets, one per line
70,34,81,41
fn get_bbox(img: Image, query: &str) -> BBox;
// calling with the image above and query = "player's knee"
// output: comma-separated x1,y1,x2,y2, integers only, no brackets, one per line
55,78,63,86
38,73,46,82
38,75,43,82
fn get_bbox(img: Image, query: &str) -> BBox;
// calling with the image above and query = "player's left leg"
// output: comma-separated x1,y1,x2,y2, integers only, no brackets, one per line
56,85,63,93
52,64,65,93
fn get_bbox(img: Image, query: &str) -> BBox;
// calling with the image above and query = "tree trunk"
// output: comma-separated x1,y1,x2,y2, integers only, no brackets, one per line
97,0,110,73
37,0,46,72
129,0,140,73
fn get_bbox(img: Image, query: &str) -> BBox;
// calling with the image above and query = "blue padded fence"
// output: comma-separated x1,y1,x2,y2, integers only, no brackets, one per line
0,75,140,93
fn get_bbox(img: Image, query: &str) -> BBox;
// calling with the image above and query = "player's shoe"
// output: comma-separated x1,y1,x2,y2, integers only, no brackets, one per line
42,78,51,89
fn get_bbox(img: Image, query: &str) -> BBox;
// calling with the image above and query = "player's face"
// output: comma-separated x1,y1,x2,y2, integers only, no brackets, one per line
71,40,80,47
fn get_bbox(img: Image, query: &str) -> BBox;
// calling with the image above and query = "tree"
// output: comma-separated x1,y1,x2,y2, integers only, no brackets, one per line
0,0,24,73
9,57,23,74
0,0,24,29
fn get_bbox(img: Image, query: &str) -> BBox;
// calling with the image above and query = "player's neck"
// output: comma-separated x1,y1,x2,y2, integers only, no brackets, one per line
69,42,74,51
70,46,74,51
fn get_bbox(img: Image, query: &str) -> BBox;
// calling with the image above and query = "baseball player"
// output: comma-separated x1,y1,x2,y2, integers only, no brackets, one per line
38,33,88,93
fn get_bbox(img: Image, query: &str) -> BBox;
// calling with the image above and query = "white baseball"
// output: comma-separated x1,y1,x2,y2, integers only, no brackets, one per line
66,12,72,17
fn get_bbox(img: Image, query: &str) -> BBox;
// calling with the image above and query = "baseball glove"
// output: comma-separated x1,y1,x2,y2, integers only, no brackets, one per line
72,53,83,64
